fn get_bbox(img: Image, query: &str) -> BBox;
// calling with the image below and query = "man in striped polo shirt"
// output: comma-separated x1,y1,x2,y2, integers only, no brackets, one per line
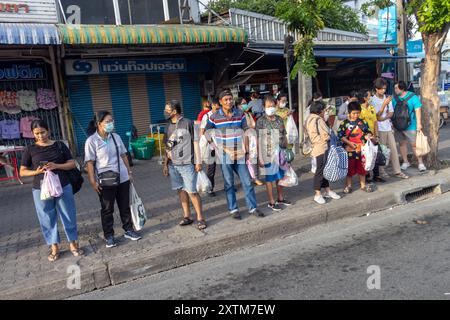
205,90,264,220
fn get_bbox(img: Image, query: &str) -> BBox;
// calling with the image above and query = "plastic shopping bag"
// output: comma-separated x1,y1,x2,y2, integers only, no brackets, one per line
416,131,430,157
199,135,214,164
196,170,212,193
379,144,391,166
130,183,147,231
311,157,317,174
361,140,378,171
40,173,52,201
246,159,256,179
278,166,299,187
286,115,299,144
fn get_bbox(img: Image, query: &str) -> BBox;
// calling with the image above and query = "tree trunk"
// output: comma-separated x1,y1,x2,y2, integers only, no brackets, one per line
421,31,447,168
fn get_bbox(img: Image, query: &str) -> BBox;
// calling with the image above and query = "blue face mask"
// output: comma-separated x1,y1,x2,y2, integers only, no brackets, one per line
104,122,114,133
241,104,250,111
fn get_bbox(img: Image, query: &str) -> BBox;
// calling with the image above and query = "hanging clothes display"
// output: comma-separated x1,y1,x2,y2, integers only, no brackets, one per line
36,89,57,110
0,91,21,114
0,119,20,140
17,90,38,111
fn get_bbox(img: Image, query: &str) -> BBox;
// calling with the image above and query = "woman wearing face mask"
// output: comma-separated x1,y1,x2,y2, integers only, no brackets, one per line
20,120,83,262
85,111,142,248
256,96,291,211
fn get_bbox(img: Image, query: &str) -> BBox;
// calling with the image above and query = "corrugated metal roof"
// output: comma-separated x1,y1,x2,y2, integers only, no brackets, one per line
0,23,60,45
57,24,247,45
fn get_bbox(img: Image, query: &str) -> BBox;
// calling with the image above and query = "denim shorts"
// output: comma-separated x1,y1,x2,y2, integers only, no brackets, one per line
169,164,197,194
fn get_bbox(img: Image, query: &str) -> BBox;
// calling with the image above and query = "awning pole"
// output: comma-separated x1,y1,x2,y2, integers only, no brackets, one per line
49,46,67,141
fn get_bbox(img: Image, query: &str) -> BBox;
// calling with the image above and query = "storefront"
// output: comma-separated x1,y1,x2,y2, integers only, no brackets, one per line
57,24,247,153
0,0,63,147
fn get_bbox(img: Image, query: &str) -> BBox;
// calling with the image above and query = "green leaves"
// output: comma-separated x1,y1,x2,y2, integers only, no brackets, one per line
412,0,450,34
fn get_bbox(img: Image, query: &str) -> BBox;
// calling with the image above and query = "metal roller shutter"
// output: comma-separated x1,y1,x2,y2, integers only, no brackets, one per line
67,77,94,154
146,73,166,126
109,75,133,146
89,76,113,114
163,73,183,113
128,74,151,137
179,73,201,121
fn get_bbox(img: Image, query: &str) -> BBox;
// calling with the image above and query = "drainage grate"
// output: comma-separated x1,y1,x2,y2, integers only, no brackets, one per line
405,185,438,202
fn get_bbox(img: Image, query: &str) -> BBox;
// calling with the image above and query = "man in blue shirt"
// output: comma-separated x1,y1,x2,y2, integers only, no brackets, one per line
393,81,426,172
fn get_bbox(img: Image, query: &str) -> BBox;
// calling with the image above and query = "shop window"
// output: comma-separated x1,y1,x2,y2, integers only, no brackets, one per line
61,0,116,24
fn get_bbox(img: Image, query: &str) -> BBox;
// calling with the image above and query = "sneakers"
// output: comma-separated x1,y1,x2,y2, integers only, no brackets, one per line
276,199,292,206
323,190,341,200
400,162,411,171
268,203,282,211
124,230,142,241
314,195,326,205
105,236,117,248
418,163,427,172
250,208,265,218
230,210,242,220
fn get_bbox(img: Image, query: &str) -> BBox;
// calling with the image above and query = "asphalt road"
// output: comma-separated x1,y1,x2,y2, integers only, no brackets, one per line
72,193,450,300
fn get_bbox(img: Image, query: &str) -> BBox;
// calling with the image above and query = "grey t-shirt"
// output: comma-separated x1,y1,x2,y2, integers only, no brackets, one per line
163,117,196,166
84,132,129,183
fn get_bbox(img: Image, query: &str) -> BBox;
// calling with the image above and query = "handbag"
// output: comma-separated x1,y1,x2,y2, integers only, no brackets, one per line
98,134,121,188
57,142,84,194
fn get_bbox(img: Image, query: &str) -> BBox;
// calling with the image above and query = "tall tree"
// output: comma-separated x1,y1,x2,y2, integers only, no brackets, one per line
362,0,450,168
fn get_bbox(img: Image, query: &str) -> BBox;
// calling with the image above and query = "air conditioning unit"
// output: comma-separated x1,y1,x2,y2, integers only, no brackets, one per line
204,80,214,96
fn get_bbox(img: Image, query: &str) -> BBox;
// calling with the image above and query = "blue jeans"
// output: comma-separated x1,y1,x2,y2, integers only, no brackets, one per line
221,162,257,213
32,184,78,245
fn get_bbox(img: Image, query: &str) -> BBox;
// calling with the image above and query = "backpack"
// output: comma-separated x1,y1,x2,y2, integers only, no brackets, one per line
57,142,84,194
392,93,414,131
323,132,348,182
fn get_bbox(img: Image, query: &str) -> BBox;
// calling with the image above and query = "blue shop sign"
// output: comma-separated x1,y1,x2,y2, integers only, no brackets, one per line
0,62,46,81
99,59,186,73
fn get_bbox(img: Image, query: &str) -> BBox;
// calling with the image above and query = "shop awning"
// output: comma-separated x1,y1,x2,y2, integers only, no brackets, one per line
57,24,247,45
313,48,394,59
0,23,60,45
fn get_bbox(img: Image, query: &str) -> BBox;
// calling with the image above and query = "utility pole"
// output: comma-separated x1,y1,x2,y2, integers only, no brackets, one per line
284,34,294,111
396,0,408,82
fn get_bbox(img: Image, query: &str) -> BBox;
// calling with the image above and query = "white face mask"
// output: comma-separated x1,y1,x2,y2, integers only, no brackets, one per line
265,107,276,116
280,102,287,108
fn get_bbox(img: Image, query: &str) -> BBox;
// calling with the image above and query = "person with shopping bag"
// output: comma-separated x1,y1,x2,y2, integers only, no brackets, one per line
85,111,142,248
20,120,83,262
306,101,342,205
338,102,374,194
163,100,207,230
256,96,292,211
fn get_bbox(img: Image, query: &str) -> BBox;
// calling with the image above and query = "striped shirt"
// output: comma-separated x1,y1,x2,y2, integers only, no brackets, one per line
205,108,249,161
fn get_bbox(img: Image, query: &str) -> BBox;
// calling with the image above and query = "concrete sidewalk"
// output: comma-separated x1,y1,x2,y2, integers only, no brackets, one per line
1,126,450,299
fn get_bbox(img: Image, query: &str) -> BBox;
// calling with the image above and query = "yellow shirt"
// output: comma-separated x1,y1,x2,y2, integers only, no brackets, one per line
360,104,377,134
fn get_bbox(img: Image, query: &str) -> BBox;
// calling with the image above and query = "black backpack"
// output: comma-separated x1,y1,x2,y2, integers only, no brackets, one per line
57,142,84,194
392,93,414,131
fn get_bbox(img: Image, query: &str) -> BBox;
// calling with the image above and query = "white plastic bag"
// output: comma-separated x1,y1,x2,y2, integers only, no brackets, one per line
41,170,62,200
286,115,299,144
311,157,317,174
199,135,214,164
380,144,391,166
130,183,147,231
40,173,52,201
361,140,378,171
246,159,256,179
196,170,212,193
278,166,298,187
416,131,430,157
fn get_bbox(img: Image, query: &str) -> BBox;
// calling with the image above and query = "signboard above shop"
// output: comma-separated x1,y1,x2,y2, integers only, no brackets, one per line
65,58,189,76
0,0,58,23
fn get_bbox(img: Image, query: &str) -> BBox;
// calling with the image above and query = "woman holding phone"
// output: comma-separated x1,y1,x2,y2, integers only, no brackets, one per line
20,120,83,262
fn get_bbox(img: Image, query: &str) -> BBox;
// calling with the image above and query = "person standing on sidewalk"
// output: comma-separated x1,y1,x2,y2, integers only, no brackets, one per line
256,96,291,211
205,89,264,219
20,120,83,262
305,101,341,205
163,100,207,230
371,78,409,180
393,80,427,172
85,111,142,248
357,89,384,183
200,98,221,197
196,99,211,123
249,90,264,120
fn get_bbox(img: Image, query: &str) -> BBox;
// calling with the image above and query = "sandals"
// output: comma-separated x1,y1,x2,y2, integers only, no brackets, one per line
343,186,353,194
48,251,59,262
395,172,409,179
361,185,374,193
179,217,194,226
197,220,207,230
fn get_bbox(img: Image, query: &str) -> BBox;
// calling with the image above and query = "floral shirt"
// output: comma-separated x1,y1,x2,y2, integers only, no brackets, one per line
256,115,287,162
338,118,371,160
